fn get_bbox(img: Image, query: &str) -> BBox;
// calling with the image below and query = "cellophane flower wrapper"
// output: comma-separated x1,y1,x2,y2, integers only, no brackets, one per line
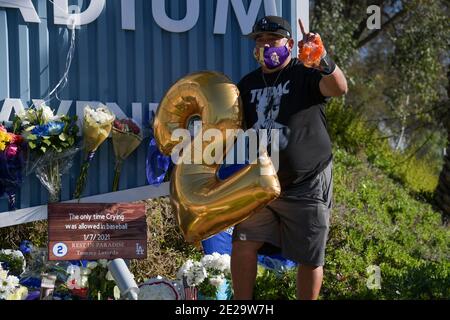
298,34,326,68
111,119,143,192
13,104,79,203
35,147,80,203
146,114,171,186
0,140,25,211
73,105,115,200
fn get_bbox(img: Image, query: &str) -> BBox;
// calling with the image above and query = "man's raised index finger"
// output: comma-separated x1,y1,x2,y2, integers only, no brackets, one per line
298,18,307,36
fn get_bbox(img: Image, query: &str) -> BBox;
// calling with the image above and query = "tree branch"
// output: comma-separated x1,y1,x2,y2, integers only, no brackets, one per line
357,8,408,48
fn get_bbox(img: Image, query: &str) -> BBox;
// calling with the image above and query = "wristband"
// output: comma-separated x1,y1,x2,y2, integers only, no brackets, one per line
318,53,336,75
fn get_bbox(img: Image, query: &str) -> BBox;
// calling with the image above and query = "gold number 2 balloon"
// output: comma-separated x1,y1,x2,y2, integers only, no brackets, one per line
154,71,280,243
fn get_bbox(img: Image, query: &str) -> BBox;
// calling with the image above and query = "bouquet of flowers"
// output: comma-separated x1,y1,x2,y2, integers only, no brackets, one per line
73,105,115,200
0,249,26,277
112,118,143,192
85,260,120,300
65,260,122,300
177,253,231,300
13,104,79,203
0,125,25,210
0,264,28,300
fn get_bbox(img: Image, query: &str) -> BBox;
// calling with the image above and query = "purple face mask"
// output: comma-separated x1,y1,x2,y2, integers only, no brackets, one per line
254,43,291,69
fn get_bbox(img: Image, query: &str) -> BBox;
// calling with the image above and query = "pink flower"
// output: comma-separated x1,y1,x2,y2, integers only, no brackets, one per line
5,144,18,158
113,119,125,131
8,134,23,144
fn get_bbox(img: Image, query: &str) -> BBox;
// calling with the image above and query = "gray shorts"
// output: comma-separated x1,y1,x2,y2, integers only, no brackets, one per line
232,162,333,266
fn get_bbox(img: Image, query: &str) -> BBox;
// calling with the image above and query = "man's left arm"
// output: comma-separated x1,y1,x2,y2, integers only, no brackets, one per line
319,66,348,97
297,19,348,98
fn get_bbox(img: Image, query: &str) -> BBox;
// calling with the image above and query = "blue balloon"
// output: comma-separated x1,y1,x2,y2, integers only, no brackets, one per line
146,129,171,186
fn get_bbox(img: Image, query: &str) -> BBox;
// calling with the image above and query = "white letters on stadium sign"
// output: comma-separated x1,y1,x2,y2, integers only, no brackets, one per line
0,0,278,35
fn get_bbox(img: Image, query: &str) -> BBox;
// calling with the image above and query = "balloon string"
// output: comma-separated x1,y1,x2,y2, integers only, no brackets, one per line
30,0,77,110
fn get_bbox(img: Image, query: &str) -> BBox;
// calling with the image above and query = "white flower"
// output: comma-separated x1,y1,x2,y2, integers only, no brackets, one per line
17,109,35,125
187,262,207,287
0,267,22,301
177,259,208,287
176,259,194,280
209,275,225,288
84,105,115,124
5,275,19,292
38,104,58,122
87,262,98,270
200,253,230,274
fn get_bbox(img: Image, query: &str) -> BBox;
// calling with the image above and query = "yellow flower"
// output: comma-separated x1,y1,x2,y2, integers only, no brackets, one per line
6,286,28,300
0,131,11,151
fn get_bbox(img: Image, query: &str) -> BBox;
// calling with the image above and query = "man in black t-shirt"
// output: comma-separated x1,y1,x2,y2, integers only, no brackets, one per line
231,16,348,300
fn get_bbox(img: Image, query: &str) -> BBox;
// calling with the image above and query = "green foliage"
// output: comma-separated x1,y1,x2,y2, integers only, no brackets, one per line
13,109,79,157
130,198,201,283
0,251,25,276
0,221,48,250
327,98,439,193
321,147,449,299
253,267,297,300
312,0,360,70
87,264,117,300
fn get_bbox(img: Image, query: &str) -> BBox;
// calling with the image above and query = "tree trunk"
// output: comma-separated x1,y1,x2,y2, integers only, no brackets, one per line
436,68,450,224
436,131,449,224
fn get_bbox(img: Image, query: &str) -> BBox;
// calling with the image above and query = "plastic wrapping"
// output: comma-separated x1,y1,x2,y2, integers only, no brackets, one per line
146,128,171,186
0,126,25,211
112,119,143,192
298,33,326,68
20,247,71,286
35,147,80,203
0,146,24,211
74,105,115,200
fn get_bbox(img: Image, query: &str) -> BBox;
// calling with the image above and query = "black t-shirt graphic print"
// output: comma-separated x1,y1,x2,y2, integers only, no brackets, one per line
238,58,333,191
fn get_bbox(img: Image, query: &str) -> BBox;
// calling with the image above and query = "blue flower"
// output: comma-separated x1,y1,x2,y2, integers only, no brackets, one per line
19,240,33,255
30,122,65,137
31,125,47,137
46,122,65,136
